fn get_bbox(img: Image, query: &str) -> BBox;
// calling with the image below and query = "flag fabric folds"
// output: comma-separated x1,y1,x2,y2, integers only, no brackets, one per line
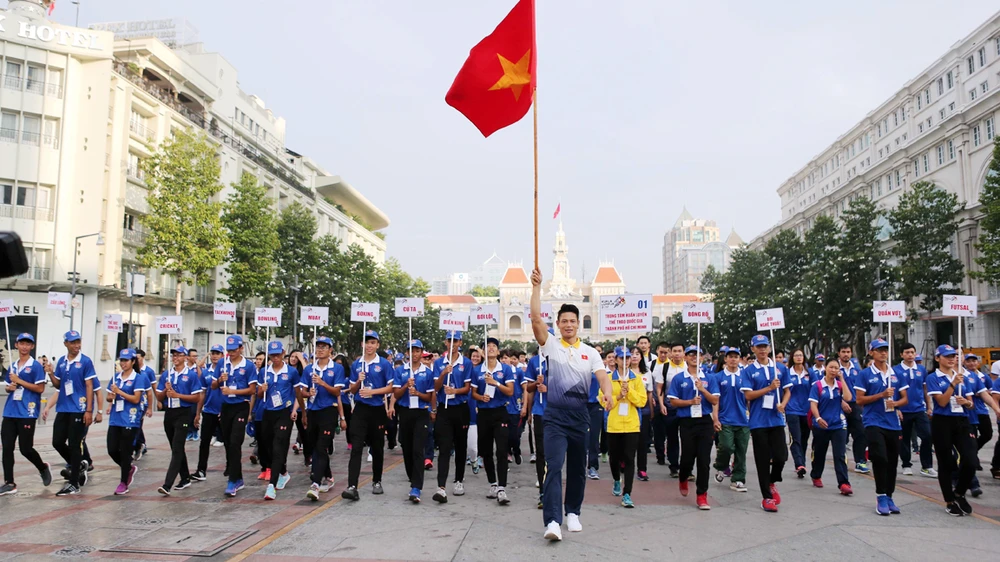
445,0,536,137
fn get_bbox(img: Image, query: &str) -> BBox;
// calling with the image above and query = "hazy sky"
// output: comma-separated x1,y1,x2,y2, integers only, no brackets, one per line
67,0,1000,293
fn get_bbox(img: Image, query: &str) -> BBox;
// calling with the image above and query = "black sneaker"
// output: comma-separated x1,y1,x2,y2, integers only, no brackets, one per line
372,482,384,495
55,483,80,496
78,467,88,487
669,469,679,478
946,502,964,516
174,479,192,490
249,454,258,465
191,470,206,482
341,485,360,501
59,467,71,480
656,459,666,466
537,494,544,509
955,495,973,515
85,461,95,472
40,463,52,487
0,483,17,496
970,488,983,498
514,452,522,465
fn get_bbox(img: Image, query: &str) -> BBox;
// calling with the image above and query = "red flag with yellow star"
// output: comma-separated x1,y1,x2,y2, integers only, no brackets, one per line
446,0,536,137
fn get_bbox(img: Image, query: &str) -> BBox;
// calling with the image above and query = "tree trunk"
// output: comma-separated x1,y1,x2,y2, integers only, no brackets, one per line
175,282,183,316
241,300,247,335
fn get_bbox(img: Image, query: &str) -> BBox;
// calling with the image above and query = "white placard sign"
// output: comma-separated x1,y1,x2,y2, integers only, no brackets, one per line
0,299,14,318
394,298,425,318
213,301,237,322
469,304,500,326
682,302,715,324
254,307,282,328
103,313,123,333
155,315,182,334
438,310,469,331
351,302,380,323
755,308,786,330
942,294,977,318
599,294,654,334
523,303,553,323
127,273,146,297
299,306,329,327
47,291,70,311
872,301,907,322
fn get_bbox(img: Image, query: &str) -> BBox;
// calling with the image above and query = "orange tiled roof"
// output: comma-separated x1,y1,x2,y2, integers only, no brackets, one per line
427,295,479,304
500,266,529,285
653,294,702,304
592,266,622,284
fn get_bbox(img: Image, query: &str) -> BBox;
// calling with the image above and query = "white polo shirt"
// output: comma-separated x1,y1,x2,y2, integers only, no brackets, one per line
539,336,605,410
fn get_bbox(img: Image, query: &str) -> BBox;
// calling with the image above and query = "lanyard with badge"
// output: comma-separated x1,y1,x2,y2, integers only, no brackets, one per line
881,369,895,413
484,364,498,399
408,368,420,409
616,372,630,417
269,368,284,408
168,370,181,408
949,372,965,413
761,363,778,410
690,373,703,418
115,373,126,412
63,358,75,396
9,364,24,401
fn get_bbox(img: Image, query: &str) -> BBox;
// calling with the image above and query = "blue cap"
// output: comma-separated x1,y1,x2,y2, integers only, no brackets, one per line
935,344,957,357
445,330,463,340
915,354,923,362
316,336,333,347
15,333,34,343
364,330,380,341
684,345,701,355
869,338,889,351
725,346,740,355
718,346,729,354
118,348,136,360
210,344,225,354
171,345,188,355
267,341,284,355
750,335,769,347
614,346,626,358
407,339,424,349
486,337,501,348
225,334,243,351
547,327,555,335
964,353,978,361
815,354,826,361
64,330,81,342
394,353,404,361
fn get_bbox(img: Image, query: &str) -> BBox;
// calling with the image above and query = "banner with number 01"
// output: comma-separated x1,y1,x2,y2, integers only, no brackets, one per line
598,294,653,334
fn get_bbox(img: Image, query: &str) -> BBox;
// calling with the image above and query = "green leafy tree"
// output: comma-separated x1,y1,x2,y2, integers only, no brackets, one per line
707,247,771,349
468,285,500,297
973,136,1000,285
763,230,807,351
139,128,229,314
888,180,964,317
835,197,890,350
801,214,841,353
221,172,279,332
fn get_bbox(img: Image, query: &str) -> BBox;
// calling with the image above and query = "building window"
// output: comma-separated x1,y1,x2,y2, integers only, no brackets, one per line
4,60,21,90
0,112,16,142
947,71,954,89
896,170,902,188
925,89,931,104
16,186,35,207
47,68,62,97
894,111,899,127
988,117,995,140
25,65,43,94
983,81,989,94
918,123,924,133
917,94,923,110
969,56,976,75
927,117,933,128
876,179,882,195
42,118,59,149
940,109,946,120
923,153,930,172
583,315,592,330
971,88,978,101
937,146,944,165
997,37,1000,56
21,115,40,145
913,160,919,178
980,47,986,67
877,123,882,137
974,124,982,146
886,174,892,190
948,140,955,160
938,77,944,94
949,102,955,112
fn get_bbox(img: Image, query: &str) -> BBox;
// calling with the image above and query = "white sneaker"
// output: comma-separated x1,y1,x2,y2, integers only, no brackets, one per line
487,484,498,499
319,477,335,493
535,479,540,488
566,513,582,532
453,481,465,496
902,467,913,476
730,481,747,492
920,468,938,478
544,521,562,541
367,451,373,462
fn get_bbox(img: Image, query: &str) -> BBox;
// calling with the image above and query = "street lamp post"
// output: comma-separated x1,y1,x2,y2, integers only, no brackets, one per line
69,232,104,331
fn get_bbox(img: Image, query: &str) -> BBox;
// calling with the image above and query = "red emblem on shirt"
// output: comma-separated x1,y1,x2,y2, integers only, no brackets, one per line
581,355,588,360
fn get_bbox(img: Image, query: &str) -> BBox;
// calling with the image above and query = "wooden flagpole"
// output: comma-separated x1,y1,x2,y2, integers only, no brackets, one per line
533,90,539,271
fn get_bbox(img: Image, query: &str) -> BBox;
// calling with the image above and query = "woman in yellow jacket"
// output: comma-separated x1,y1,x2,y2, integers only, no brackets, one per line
600,346,648,508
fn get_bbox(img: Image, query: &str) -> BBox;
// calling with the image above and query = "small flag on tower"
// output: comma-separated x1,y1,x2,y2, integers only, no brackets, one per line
47,1,56,15
553,203,560,220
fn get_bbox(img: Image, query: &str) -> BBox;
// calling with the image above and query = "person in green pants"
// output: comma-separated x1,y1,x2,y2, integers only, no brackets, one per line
712,347,749,492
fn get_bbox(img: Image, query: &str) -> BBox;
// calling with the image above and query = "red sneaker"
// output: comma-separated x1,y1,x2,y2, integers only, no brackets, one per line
258,469,270,481
761,498,778,512
839,484,853,496
812,478,823,488
679,480,689,497
424,459,433,470
769,483,781,505
697,493,710,510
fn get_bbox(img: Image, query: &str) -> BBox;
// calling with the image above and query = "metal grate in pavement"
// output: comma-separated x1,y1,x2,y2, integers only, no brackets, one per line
101,528,257,557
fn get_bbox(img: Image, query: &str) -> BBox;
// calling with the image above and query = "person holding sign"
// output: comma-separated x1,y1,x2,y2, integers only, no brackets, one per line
471,337,515,505
894,343,936,478
668,345,720,510
214,334,259,498
602,346,647,508
785,350,816,478
741,334,791,513
925,345,977,516
154,346,203,496
257,341,302,501
393,339,436,503
0,333,52,495
854,339,908,516
302,337,347,501
808,358,854,495
712,346,749,493
343,330,395,501
432,330,473,503
104,349,149,495
531,269,613,541
48,330,97,496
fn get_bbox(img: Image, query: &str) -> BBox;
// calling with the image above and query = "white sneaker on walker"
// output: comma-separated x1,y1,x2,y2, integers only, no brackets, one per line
566,513,582,532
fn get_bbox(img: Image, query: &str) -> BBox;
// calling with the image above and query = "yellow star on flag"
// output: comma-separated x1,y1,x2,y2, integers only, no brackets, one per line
488,49,532,101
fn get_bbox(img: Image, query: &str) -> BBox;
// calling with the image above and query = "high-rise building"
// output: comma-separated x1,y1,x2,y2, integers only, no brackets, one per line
0,1,388,368
751,9,1000,351
662,208,742,293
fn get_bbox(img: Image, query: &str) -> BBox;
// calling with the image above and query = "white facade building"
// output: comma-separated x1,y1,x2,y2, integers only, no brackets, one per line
752,9,1000,353
662,208,742,293
0,1,388,371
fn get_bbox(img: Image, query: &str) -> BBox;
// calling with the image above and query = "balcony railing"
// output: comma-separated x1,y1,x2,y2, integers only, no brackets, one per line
126,165,145,181
122,227,147,246
129,120,155,142
0,75,63,98
3,75,22,91
21,130,40,146
19,267,50,281
0,128,16,143
0,205,54,221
